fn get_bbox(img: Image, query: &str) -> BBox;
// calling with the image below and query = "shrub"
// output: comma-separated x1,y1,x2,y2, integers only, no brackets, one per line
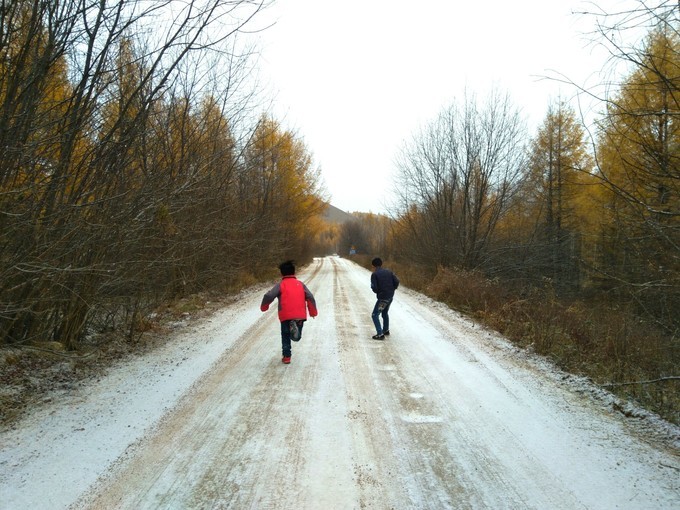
397,265,679,425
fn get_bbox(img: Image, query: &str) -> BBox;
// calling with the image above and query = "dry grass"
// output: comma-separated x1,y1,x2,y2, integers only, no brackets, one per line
408,266,679,425
0,290,239,429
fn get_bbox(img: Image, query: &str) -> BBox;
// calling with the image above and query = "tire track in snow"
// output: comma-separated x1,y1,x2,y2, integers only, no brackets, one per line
76,305,283,508
330,257,463,509
367,291,584,509
333,260,470,509
331,258,402,508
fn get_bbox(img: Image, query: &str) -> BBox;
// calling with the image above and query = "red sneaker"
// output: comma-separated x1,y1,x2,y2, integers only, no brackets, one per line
282,356,291,364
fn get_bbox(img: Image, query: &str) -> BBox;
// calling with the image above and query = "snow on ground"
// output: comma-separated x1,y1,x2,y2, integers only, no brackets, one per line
0,256,678,509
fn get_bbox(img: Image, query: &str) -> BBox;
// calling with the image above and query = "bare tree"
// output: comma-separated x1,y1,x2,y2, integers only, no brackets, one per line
393,89,526,269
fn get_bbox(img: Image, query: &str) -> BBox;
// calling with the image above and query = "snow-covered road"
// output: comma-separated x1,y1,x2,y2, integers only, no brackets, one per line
1,256,678,509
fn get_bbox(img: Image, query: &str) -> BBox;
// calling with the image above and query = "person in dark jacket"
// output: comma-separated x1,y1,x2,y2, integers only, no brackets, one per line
261,260,318,364
370,257,399,340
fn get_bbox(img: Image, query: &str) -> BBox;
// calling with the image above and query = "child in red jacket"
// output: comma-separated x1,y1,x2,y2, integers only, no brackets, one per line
260,260,318,364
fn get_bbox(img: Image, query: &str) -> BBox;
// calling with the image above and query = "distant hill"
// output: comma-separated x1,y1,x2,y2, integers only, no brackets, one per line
322,203,355,224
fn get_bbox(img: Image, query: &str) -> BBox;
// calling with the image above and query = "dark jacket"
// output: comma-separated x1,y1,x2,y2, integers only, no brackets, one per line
371,267,399,300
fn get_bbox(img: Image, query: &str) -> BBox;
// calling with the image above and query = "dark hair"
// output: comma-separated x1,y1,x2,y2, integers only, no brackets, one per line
279,260,296,276
371,257,383,267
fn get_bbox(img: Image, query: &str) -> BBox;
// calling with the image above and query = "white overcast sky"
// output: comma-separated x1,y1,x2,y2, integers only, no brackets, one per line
249,0,639,214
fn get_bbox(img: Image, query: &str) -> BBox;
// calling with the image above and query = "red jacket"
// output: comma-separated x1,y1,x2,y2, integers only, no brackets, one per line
260,275,318,321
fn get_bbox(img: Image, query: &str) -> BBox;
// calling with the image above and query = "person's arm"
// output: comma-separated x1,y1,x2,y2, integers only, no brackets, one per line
260,283,281,311
393,272,400,289
371,272,378,294
303,284,318,317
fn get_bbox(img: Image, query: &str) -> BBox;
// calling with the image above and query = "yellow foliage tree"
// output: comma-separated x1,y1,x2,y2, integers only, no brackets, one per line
242,116,327,262
527,101,593,233
594,25,680,326
524,100,593,289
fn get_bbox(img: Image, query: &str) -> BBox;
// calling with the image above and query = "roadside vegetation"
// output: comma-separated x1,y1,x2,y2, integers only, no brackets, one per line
407,265,677,425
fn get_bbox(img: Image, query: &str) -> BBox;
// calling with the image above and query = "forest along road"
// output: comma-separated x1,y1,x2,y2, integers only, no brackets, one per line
1,257,679,510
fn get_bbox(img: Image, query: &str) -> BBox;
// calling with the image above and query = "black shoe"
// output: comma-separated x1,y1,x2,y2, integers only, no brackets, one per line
383,330,390,336
372,334,385,340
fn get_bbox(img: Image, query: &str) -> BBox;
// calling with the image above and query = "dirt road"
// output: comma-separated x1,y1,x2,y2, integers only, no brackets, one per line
2,257,678,509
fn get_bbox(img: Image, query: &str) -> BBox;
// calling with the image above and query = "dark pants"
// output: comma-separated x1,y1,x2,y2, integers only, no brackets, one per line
280,319,304,357
371,298,392,335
